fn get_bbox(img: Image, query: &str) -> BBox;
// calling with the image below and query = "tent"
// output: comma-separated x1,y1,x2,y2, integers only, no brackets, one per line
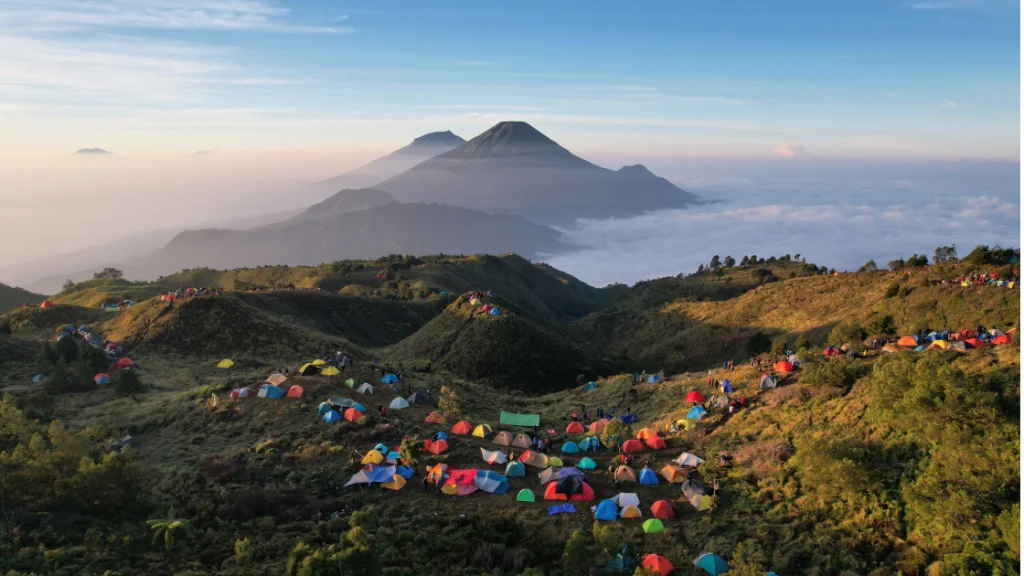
236,387,251,398
636,428,658,440
618,414,639,424
345,378,356,387
470,298,482,306
588,419,609,433
493,431,514,446
760,374,777,389
451,420,473,435
948,341,967,352
266,373,287,386
511,433,533,448
344,465,396,487
638,468,659,485
641,554,674,576
480,448,508,465
583,382,598,392
442,469,478,496
621,505,642,519
315,402,332,418
472,424,493,438
686,406,707,420
500,411,540,427
579,437,601,451
516,488,536,502
216,359,234,369
694,553,730,575
389,397,410,410
562,441,581,454
473,470,509,494
674,452,704,467
505,461,526,477
689,494,713,511
548,456,564,467
647,374,662,384
681,479,705,499
614,466,637,483
321,366,340,377
113,358,134,370
386,451,401,464
381,475,406,491
774,361,794,373
330,396,355,408
823,346,841,357
311,359,326,366
577,457,597,470
380,373,399,384
644,434,666,450
605,548,639,574
426,464,449,484
595,499,619,521
992,335,1012,345
408,391,428,404
721,379,733,393
965,338,986,349
566,421,585,434
40,300,53,309
897,335,919,347
424,411,444,424
433,431,449,441
32,374,47,384
881,344,900,353
621,439,644,453
650,500,675,519
559,467,585,480
258,385,286,399
545,479,594,501
616,493,640,508
674,418,694,431
642,519,665,533
299,363,320,376
424,439,449,455
660,465,687,483
539,468,560,485
94,373,110,385
914,345,927,352
356,383,375,394
686,391,706,403
373,443,389,454
343,408,363,422
928,340,949,350
489,308,500,316
361,450,384,465
925,331,946,341
286,385,304,398
519,451,549,468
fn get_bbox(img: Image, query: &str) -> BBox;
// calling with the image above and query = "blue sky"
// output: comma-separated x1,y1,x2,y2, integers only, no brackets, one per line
0,0,1018,158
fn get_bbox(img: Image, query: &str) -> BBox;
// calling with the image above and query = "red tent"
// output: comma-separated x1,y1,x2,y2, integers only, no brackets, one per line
543,480,595,501
773,361,794,373
424,439,449,454
621,439,645,453
823,346,840,357
40,301,53,309
566,421,585,434
343,408,364,422
285,385,303,398
992,335,1012,345
113,357,134,370
641,554,674,575
650,500,675,519
685,391,705,403
451,420,473,435
644,435,666,450
964,338,986,349
424,412,444,424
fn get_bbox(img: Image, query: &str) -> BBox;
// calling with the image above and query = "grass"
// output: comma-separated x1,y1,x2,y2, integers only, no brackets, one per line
0,282,46,314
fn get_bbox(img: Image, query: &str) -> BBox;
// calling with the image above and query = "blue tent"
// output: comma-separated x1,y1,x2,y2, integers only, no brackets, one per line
559,467,585,480
647,374,662,384
373,443,389,454
259,384,287,399
368,466,396,483
352,402,367,412
686,406,708,420
322,410,342,423
396,465,415,480
583,381,598,392
578,437,601,451
434,431,449,441
317,402,334,416
32,374,47,383
914,345,926,352
618,414,638,424
381,373,399,384
577,457,597,470
548,504,576,515
925,331,944,342
386,451,401,460
721,379,733,393
490,308,500,316
505,461,526,477
474,470,510,494
694,552,730,575
562,441,580,454
595,499,619,521
638,468,659,485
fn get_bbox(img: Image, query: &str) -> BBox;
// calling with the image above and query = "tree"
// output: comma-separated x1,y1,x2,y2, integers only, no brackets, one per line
93,267,124,279
696,264,706,274
770,336,788,356
828,323,866,346
884,283,901,298
745,331,772,356
235,538,253,575
709,255,721,269
113,369,143,395
934,245,958,265
437,385,461,423
61,279,74,292
858,259,878,273
723,255,736,267
868,314,897,335
600,418,633,449
740,256,750,265
728,539,768,576
752,268,775,284
794,333,810,351
561,530,590,576
398,436,422,468
147,510,192,552
888,259,905,271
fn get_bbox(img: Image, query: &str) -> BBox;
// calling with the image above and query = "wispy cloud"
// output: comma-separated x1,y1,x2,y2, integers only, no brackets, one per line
0,0,351,33
773,142,814,159
905,0,1016,12
939,101,957,108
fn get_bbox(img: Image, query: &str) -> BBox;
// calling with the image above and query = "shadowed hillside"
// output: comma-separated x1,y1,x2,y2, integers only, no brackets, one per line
0,303,107,332
0,282,46,313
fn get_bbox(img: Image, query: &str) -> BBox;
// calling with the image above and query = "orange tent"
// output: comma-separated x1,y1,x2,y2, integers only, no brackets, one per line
493,431,514,446
566,421,585,434
641,554,674,575
343,408,363,422
636,427,658,440
543,480,595,501
285,385,303,398
424,411,444,424
964,338,986,349
992,335,1012,345
519,450,548,468
659,464,687,483
650,500,675,520
40,301,53,309
426,463,448,484
588,419,609,434
773,361,794,373
620,439,644,453
644,434,666,450
424,439,449,455
614,465,637,482
897,336,919,347
451,420,473,435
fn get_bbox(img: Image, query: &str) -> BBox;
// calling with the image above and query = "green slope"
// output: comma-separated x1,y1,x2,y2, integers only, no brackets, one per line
0,282,46,314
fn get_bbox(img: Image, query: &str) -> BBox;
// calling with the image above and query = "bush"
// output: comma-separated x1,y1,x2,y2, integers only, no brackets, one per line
803,361,865,388
600,419,632,449
794,334,810,351
745,332,772,356
770,337,788,356
867,315,897,335
885,283,901,298
112,369,143,395
828,323,866,346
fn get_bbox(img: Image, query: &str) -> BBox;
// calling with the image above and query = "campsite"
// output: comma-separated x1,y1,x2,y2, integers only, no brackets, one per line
0,251,1019,576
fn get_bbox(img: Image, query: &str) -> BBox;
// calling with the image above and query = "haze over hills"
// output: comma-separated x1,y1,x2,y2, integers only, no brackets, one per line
308,130,466,201
376,121,702,222
74,148,110,155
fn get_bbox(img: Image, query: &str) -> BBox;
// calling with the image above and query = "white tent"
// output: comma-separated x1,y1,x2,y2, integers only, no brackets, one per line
357,383,375,395
480,448,509,465
389,397,411,410
673,452,704,467
615,492,640,508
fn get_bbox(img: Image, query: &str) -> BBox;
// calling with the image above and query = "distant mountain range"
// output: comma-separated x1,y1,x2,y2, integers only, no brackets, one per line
375,121,700,222
75,148,110,155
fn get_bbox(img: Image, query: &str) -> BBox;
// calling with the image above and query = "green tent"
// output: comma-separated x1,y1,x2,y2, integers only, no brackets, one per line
501,411,540,427
642,519,664,534
516,488,536,502
345,378,356,388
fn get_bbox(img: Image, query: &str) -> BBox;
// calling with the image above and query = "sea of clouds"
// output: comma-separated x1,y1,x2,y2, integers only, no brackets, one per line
545,160,1021,287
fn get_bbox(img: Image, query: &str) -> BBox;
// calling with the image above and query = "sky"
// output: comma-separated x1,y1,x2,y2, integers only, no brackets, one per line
0,0,1019,159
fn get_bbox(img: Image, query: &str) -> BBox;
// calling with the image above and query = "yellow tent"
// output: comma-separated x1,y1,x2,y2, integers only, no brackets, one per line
659,464,687,483
311,359,326,366
217,359,234,369
361,451,384,465
209,393,218,408
472,424,493,438
382,475,406,491
470,298,482,306
928,340,949,350
321,366,341,376
345,378,356,387
621,505,642,519
547,456,564,467
674,419,694,431
690,494,712,511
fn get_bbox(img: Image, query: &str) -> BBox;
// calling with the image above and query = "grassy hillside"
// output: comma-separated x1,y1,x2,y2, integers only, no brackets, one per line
0,282,46,313
51,277,169,308
0,302,107,333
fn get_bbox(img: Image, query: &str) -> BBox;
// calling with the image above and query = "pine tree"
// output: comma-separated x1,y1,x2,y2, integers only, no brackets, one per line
437,385,461,423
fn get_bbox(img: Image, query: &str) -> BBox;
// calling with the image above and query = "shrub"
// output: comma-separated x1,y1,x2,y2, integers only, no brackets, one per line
745,332,772,356
770,337,788,356
828,323,866,346
803,361,864,388
868,315,897,335
794,334,810,351
112,369,143,395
